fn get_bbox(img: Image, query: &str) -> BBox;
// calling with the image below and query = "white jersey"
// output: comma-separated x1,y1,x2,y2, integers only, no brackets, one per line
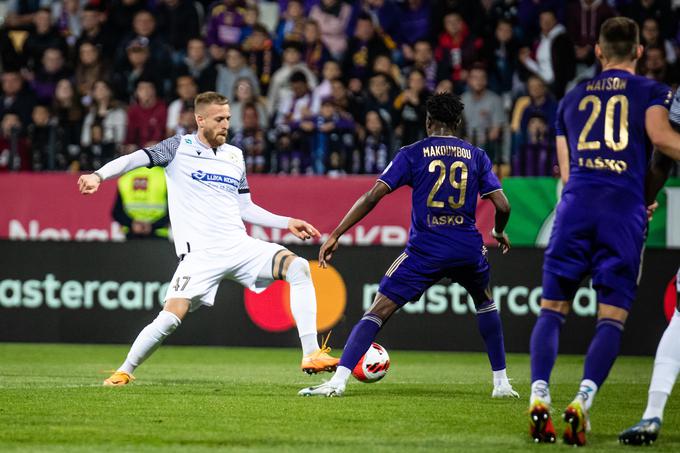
143,134,250,256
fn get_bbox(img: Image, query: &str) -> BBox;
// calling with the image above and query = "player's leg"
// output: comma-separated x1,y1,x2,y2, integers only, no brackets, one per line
104,251,221,386
528,271,578,443
299,251,429,396
457,259,518,398
620,272,680,445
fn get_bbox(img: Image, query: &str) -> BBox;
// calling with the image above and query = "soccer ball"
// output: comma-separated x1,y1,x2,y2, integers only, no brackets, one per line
352,342,390,383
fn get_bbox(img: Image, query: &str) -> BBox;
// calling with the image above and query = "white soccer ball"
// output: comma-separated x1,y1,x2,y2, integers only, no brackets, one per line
352,342,390,383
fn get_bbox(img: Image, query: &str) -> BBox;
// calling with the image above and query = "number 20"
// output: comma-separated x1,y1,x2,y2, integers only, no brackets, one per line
577,95,629,152
427,160,468,209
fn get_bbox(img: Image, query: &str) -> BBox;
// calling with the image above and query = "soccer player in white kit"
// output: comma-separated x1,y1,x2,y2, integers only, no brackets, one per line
78,92,339,386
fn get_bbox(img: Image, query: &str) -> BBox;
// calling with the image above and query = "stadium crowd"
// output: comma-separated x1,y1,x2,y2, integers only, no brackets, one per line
0,0,678,176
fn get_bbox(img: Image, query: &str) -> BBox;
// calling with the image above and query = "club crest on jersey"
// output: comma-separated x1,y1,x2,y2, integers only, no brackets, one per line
191,170,239,191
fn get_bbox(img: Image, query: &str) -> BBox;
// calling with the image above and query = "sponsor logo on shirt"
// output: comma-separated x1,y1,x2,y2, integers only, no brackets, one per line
190,170,239,190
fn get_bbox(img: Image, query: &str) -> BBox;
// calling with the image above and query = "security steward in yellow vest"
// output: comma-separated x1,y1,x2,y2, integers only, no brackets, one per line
112,166,170,239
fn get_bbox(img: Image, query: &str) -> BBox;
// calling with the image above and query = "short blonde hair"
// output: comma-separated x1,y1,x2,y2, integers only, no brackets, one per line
194,91,229,111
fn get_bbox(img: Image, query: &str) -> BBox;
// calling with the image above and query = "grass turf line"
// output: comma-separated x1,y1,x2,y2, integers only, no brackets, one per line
0,343,678,452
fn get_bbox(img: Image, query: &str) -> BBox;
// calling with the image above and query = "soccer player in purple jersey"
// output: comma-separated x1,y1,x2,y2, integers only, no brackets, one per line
528,17,680,446
298,92,519,398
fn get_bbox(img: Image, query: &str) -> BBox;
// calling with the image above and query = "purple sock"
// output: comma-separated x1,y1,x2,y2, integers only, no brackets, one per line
530,308,566,383
475,300,506,371
583,318,624,387
338,314,382,370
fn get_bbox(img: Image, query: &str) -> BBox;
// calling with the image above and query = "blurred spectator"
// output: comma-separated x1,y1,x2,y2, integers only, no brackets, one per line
52,78,84,169
347,0,400,52
309,0,353,59
352,109,390,174
406,39,444,93
0,29,22,72
329,78,364,121
125,79,168,150
230,102,269,173
175,38,218,93
641,17,677,64
240,3,262,42
395,69,430,146
229,77,269,135
109,0,146,36
177,106,198,135
461,65,506,163
75,40,110,98
1,70,37,126
242,24,279,95
640,45,678,86
75,4,117,62
512,112,555,176
363,72,398,135
22,8,67,70
216,46,260,102
3,0,52,30
156,0,201,59
295,98,355,174
116,9,174,92
267,41,317,117
167,75,198,136
510,74,557,160
54,0,83,51
80,80,127,170
273,70,313,173
29,47,70,104
516,0,565,43
274,0,305,54
484,18,519,100
396,0,431,48
111,37,158,102
566,0,616,68
519,9,575,99
625,0,674,39
206,0,246,51
343,13,390,84
274,70,313,127
0,112,30,171
311,60,341,113
26,103,53,170
434,11,483,90
371,53,403,95
302,19,331,78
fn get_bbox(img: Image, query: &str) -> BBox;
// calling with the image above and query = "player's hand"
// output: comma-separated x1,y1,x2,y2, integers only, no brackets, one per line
491,229,511,254
78,173,101,195
288,218,320,241
647,201,659,222
319,235,339,268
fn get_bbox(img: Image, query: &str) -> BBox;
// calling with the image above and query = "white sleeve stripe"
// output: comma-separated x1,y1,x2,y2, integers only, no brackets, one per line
481,188,503,197
376,179,392,191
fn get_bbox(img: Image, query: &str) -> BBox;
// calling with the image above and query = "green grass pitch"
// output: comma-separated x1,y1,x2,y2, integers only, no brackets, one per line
0,344,678,452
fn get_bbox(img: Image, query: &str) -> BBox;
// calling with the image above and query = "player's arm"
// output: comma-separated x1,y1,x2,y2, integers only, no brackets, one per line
646,106,680,161
556,135,570,184
77,150,151,195
485,190,511,254
236,192,320,241
646,150,673,205
318,181,391,268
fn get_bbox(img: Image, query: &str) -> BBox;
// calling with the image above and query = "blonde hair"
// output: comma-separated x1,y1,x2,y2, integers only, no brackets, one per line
194,91,229,111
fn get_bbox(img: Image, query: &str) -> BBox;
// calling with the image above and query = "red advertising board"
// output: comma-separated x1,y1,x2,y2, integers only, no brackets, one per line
0,173,497,246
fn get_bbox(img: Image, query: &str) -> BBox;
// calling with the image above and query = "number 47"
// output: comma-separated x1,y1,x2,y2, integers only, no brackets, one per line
173,276,191,291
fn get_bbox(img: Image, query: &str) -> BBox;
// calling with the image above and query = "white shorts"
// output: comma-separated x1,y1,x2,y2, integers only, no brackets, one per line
164,236,286,311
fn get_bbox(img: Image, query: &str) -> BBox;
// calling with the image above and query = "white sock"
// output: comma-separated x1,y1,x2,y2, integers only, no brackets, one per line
118,311,181,374
285,257,319,355
493,368,509,387
531,380,551,405
330,366,352,386
642,309,680,420
575,379,598,411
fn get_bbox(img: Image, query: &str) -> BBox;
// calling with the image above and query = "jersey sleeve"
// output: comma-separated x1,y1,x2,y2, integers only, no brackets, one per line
478,149,502,197
143,134,181,167
238,171,250,194
377,149,411,191
554,98,566,137
647,81,673,110
669,88,680,126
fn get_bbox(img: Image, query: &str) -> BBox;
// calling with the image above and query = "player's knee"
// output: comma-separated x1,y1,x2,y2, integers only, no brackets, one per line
540,298,571,315
156,310,182,336
285,256,311,284
597,303,628,323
